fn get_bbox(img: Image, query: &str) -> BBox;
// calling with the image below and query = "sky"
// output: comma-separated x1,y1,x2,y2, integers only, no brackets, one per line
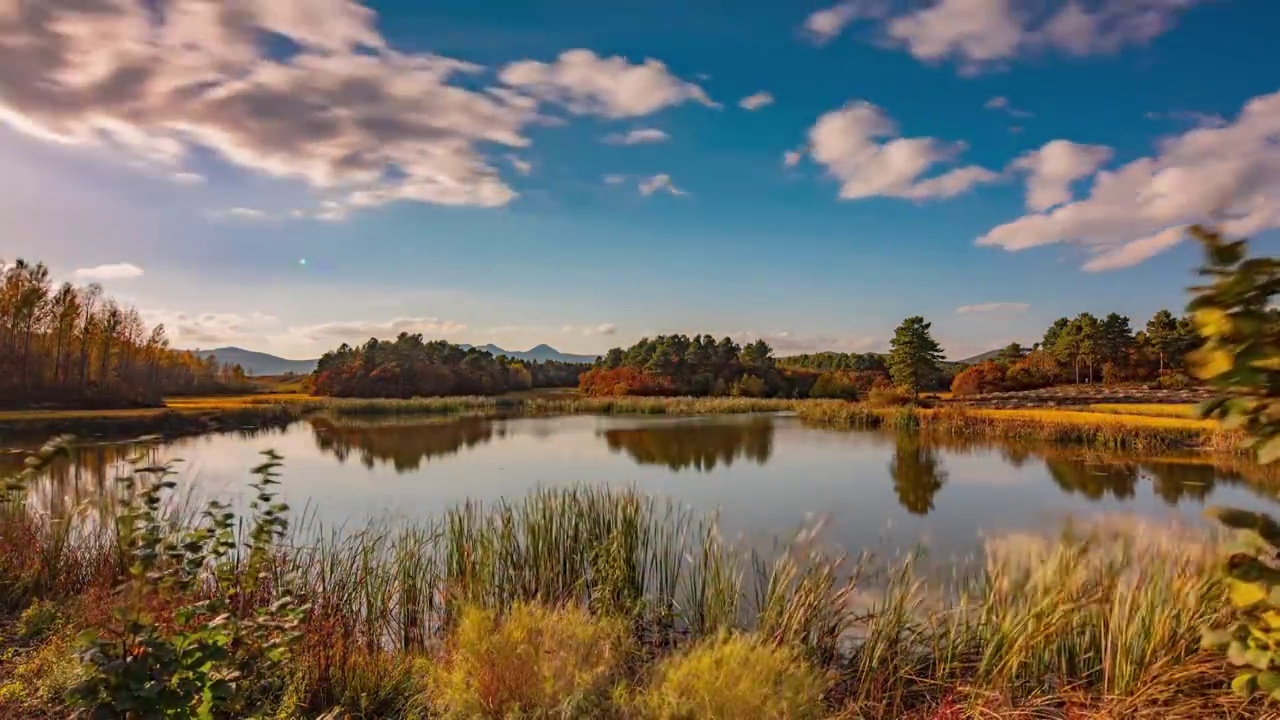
1,0,1278,361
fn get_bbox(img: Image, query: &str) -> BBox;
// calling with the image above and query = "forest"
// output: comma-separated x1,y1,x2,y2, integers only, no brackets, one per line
578,334,920,399
310,335,586,397
950,309,1208,395
0,259,253,408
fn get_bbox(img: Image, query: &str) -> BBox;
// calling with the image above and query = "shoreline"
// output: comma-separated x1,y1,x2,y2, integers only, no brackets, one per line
0,395,1239,455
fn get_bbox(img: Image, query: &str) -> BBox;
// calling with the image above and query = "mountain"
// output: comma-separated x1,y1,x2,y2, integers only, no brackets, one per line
461,343,599,364
199,347,318,376
955,348,1005,365
199,343,598,376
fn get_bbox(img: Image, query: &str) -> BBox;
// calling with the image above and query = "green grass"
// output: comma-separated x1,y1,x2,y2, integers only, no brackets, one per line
0,441,1250,718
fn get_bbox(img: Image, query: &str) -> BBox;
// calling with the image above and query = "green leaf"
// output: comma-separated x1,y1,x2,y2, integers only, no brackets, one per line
1259,671,1280,692
1233,672,1259,697
1230,578,1269,608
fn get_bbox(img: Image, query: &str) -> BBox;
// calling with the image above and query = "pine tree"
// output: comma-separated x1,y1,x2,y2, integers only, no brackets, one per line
887,316,944,399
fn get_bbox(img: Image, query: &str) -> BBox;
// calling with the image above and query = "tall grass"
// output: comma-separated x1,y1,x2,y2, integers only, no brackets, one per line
796,401,1239,454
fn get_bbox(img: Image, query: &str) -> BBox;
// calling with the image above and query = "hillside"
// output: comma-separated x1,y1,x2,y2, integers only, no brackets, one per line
200,344,598,376
955,348,1004,365
199,347,318,376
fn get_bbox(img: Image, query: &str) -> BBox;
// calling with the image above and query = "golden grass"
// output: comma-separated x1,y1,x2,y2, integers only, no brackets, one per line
965,407,1215,431
162,393,322,409
1087,403,1200,419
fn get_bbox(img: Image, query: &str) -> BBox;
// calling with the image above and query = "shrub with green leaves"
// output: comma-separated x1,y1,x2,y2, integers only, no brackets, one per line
1188,225,1280,698
69,449,307,718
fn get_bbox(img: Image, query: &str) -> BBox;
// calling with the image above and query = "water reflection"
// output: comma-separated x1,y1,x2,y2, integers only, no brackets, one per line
310,417,501,472
889,433,948,515
5,416,1280,528
600,418,773,472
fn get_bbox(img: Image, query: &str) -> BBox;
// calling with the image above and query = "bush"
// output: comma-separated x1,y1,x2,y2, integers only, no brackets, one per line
808,372,860,400
950,361,1006,396
0,629,82,714
730,375,767,398
430,603,631,718
635,633,826,720
16,600,62,640
1101,361,1125,386
1157,372,1193,390
867,388,911,407
1005,350,1059,390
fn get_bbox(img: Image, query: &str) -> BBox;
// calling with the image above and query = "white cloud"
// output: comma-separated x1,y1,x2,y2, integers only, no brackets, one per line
783,150,803,168
141,310,278,347
805,0,1204,72
739,92,775,111
603,128,670,145
955,302,1030,314
73,262,144,281
984,95,1033,118
506,155,532,176
1010,140,1113,211
732,331,879,354
638,174,688,197
979,88,1280,271
0,0,551,215
214,207,270,221
499,49,716,118
284,317,468,344
603,174,627,185
172,172,207,186
803,1,886,45
799,101,997,200
563,323,618,336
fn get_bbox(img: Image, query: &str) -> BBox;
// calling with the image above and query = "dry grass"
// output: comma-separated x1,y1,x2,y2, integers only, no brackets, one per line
162,393,322,409
1087,403,1201,419
966,407,1215,430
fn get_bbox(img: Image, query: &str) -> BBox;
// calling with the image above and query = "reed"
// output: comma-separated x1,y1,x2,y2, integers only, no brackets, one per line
794,401,1241,454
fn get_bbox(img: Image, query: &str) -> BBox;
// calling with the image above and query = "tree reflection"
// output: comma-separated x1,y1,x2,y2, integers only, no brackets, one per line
1142,461,1216,505
310,417,498,472
602,419,773,472
889,433,948,515
1045,457,1139,500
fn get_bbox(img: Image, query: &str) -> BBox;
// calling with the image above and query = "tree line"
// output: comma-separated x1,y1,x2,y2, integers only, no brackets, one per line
951,308,1215,395
578,333,955,399
310,334,586,397
0,259,252,408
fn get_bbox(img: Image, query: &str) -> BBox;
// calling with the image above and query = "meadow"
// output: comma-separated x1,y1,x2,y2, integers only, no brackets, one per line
0,439,1249,719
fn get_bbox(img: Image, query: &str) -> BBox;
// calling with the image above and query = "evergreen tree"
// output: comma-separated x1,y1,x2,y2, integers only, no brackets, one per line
887,316,944,399
1146,309,1179,374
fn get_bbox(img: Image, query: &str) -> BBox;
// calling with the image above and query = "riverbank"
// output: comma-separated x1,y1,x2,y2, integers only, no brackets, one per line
0,446,1249,718
0,394,1241,457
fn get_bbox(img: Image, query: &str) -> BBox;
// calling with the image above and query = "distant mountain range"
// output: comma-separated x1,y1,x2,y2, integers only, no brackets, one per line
197,344,599,376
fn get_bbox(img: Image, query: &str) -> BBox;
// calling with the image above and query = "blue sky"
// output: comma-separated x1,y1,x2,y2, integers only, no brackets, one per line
2,0,1277,359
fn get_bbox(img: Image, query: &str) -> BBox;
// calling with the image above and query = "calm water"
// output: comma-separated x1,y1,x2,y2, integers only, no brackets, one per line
8,414,1280,555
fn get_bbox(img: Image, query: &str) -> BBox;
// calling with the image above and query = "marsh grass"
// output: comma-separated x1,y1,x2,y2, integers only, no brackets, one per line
796,401,1238,454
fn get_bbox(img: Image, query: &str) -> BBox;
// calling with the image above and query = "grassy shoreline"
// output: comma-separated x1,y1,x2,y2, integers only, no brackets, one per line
0,445,1248,718
0,394,1241,457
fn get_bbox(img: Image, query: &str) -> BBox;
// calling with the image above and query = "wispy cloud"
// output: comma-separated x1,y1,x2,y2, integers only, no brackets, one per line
603,174,628,185
639,174,689,197
984,96,1033,119
739,92,775,111
955,302,1030,314
73,263,145,282
602,128,670,145
171,172,207,186
562,323,618,336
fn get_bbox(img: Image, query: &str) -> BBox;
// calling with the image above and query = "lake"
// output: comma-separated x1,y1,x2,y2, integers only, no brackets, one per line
8,413,1279,557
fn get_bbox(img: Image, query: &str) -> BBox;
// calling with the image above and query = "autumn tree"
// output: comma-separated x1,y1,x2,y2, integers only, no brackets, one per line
887,316,944,399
